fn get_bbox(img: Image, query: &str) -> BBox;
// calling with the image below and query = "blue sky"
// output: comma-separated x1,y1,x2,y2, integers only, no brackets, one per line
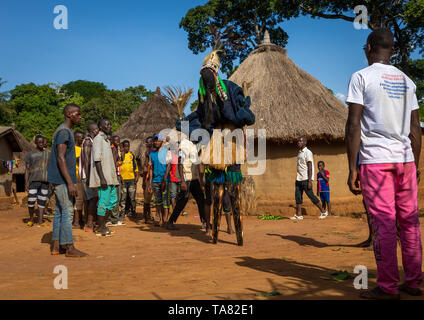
0,0,411,114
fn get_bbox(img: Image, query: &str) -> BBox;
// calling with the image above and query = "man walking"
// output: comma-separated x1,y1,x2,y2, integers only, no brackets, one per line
291,137,328,220
48,103,87,257
167,135,205,230
90,119,119,236
346,28,422,300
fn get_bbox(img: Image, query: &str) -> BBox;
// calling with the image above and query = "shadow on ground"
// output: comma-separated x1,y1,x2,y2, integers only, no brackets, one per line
267,233,372,249
215,256,367,299
132,223,240,245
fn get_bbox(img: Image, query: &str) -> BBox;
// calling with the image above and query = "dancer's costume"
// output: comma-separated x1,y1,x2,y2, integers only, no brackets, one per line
177,50,255,246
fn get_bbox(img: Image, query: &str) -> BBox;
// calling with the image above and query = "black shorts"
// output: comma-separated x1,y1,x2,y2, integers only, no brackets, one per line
295,180,320,205
28,181,49,209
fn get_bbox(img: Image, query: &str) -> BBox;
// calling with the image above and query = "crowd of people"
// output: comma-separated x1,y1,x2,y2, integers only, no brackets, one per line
22,102,238,257
19,27,423,299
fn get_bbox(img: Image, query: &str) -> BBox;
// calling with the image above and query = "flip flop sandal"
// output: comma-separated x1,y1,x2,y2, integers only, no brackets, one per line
27,221,34,227
95,231,111,237
95,229,112,237
84,226,94,233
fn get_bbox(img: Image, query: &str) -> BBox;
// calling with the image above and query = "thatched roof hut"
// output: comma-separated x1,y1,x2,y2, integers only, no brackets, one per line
12,128,34,174
229,31,347,143
114,87,179,158
0,126,33,175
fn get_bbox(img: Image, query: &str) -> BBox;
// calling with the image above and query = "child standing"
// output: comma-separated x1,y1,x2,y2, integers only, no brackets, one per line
120,140,139,218
317,161,331,216
148,134,172,226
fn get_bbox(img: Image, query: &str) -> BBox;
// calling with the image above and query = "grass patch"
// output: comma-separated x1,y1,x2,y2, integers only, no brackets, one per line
257,213,285,220
325,270,355,282
256,291,282,297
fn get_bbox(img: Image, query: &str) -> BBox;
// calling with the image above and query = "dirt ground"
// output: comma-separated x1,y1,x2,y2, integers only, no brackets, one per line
1,199,424,300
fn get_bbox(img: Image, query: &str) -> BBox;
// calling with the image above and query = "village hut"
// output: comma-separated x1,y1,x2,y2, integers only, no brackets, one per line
114,86,180,160
229,31,357,215
0,126,24,199
11,127,35,192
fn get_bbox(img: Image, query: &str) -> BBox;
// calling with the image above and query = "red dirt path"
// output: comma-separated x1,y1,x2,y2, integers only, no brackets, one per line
0,201,423,300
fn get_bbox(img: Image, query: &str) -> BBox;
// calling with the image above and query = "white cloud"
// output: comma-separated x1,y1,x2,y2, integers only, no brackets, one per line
335,93,346,101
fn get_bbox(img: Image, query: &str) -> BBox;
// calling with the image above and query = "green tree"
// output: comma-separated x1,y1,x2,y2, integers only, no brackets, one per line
61,80,108,101
8,83,63,140
408,58,424,120
295,0,424,73
180,0,298,74
0,78,15,125
190,99,199,113
80,86,153,132
123,85,154,101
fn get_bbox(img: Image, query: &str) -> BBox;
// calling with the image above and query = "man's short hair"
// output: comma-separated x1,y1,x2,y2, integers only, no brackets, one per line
63,103,80,115
317,160,325,166
367,28,394,51
34,135,44,142
98,119,110,128
87,123,98,132
122,140,130,146
74,130,84,136
146,136,153,143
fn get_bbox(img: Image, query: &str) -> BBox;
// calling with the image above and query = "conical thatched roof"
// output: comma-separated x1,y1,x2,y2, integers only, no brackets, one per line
114,87,179,157
13,129,34,154
3,126,35,174
229,36,347,143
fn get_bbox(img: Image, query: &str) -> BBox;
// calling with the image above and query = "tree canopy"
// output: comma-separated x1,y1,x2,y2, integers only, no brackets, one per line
0,79,154,143
179,0,298,74
295,0,423,117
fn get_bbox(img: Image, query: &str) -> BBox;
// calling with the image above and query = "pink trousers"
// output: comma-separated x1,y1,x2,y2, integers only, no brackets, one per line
360,162,422,294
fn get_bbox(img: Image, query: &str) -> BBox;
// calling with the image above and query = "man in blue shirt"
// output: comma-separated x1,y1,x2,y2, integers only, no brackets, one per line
48,104,87,257
316,161,331,215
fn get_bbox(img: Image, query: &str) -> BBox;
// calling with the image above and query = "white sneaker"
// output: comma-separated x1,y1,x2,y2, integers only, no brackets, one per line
290,215,303,220
319,212,328,219
105,222,112,227
116,221,126,226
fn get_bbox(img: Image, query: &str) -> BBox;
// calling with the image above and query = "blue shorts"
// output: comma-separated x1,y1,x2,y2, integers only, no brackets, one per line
319,192,330,203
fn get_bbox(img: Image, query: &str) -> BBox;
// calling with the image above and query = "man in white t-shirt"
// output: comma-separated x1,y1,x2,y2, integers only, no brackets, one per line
346,28,422,300
291,137,328,220
167,136,205,230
